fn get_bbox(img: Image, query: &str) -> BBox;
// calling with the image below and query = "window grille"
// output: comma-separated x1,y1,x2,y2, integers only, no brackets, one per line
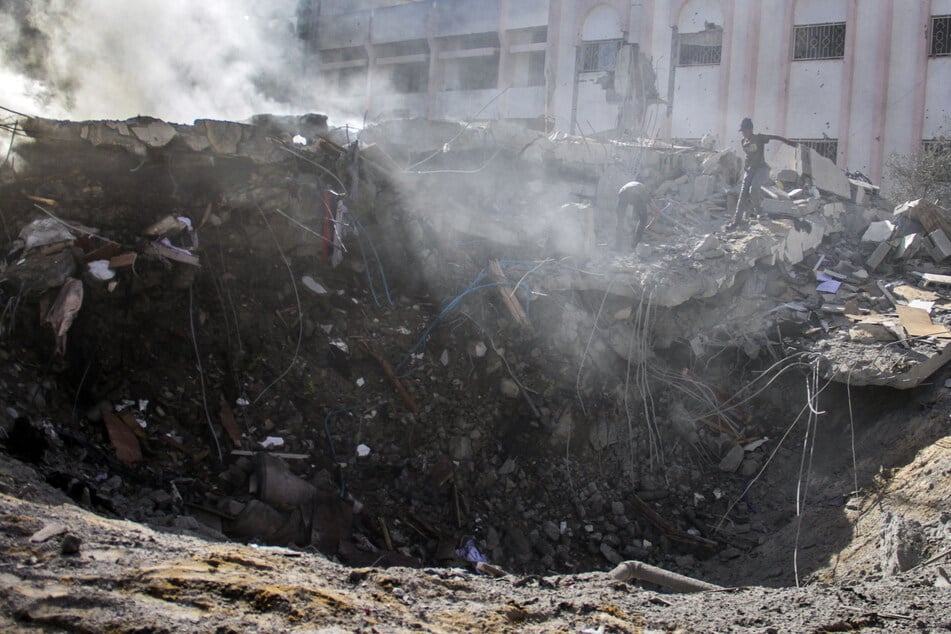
580,40,620,72
677,28,722,66
793,22,846,60
931,15,951,57
794,138,839,163
922,139,951,156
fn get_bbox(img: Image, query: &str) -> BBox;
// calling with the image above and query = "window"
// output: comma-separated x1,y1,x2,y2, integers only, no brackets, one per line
443,56,499,90
794,138,839,163
922,139,951,156
580,40,620,72
931,15,951,57
793,22,846,60
390,62,428,94
513,51,546,87
320,47,366,64
677,27,722,66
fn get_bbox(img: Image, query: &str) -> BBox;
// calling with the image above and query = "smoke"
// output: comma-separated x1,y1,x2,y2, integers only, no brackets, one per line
0,0,304,123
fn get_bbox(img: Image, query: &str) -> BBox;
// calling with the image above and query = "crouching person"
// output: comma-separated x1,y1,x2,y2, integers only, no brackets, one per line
615,181,658,251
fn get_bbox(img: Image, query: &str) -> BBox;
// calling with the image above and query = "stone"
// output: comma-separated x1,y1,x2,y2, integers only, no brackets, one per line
760,198,795,215
611,501,626,516
862,220,895,242
504,527,532,563
599,542,623,565
718,445,745,473
802,146,852,199
60,534,82,555
499,379,519,399
450,436,472,461
866,242,892,271
542,520,561,543
928,229,951,261
880,511,925,575
894,233,922,260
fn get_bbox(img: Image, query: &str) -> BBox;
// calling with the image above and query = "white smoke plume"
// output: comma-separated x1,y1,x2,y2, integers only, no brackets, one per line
0,0,304,123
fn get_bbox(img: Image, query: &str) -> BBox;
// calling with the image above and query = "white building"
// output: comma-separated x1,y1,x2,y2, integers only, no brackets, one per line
298,0,951,184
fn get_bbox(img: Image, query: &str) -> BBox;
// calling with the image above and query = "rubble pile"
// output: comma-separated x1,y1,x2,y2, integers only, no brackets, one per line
1,113,950,593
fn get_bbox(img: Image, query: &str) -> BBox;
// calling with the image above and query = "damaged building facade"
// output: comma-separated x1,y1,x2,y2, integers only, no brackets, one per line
297,0,951,186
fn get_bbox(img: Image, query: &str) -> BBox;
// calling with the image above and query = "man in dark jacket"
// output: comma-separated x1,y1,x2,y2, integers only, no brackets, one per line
615,181,658,250
727,118,798,230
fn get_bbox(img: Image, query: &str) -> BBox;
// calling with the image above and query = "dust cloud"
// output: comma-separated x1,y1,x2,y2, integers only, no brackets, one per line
0,0,304,123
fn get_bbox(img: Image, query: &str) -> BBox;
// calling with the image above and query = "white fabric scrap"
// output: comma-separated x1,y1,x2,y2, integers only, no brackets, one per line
259,436,284,449
88,260,116,280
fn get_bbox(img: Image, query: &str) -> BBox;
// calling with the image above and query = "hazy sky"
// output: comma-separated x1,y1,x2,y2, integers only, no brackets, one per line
0,0,304,123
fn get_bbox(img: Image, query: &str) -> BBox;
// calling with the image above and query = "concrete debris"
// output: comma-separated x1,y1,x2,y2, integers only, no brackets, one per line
4,110,951,587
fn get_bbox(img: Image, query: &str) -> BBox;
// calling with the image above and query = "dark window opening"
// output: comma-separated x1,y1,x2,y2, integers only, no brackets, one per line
444,55,499,91
677,26,722,66
320,46,367,64
441,32,500,52
390,62,428,94
580,40,620,72
930,15,951,57
793,22,846,60
376,39,429,58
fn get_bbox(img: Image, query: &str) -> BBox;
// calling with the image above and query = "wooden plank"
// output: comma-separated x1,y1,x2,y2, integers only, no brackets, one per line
488,259,531,328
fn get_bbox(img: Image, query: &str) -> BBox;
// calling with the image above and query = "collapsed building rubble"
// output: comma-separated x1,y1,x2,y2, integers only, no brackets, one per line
1,112,950,588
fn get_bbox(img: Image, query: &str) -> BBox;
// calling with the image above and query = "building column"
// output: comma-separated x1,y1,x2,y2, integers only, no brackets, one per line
836,0,859,165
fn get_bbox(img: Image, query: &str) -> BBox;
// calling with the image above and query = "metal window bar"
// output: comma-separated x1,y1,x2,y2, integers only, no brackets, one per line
931,15,951,57
922,139,951,156
794,138,839,163
580,40,619,72
793,22,846,60
677,29,722,66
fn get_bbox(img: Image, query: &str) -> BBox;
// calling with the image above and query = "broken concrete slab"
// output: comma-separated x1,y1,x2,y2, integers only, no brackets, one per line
862,220,895,242
801,146,852,199
894,199,951,239
928,229,951,261
866,242,892,271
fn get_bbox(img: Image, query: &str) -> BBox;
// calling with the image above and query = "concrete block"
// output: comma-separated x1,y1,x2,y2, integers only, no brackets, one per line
783,218,825,264
928,229,951,261
803,147,852,199
894,233,922,260
866,241,891,271
862,220,895,242
760,198,795,214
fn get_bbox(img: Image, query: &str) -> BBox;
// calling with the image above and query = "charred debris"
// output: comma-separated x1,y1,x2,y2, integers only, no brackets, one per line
0,111,950,581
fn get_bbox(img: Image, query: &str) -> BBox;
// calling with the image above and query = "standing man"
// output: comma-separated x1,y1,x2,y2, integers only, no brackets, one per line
615,180,658,251
727,118,798,230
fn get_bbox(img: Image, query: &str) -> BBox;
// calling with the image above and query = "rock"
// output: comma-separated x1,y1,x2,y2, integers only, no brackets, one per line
611,501,626,516
880,511,925,574
60,534,82,555
499,379,519,399
739,456,762,477
599,542,623,565
450,436,472,461
542,520,561,543
504,527,532,563
498,457,517,476
718,445,745,473
30,522,67,543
